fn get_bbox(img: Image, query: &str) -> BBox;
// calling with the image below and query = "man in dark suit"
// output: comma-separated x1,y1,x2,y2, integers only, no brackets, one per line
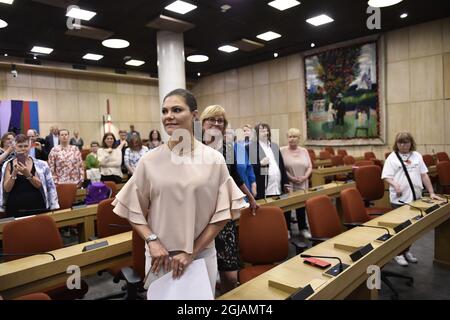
27,129,48,161
44,126,59,155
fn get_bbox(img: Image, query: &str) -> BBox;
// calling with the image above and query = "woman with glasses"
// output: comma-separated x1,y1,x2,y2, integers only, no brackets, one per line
200,105,258,294
382,132,442,266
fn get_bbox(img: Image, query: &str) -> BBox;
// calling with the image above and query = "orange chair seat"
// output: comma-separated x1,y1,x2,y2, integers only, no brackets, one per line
239,264,276,284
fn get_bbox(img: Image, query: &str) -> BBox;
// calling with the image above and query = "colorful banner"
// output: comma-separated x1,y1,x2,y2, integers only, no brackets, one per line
0,100,39,136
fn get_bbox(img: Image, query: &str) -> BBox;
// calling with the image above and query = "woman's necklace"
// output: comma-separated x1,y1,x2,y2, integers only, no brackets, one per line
400,152,412,164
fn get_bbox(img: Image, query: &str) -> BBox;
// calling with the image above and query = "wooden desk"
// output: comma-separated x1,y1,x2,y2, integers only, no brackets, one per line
219,200,450,300
314,159,332,168
0,232,132,299
257,182,355,212
311,166,354,187
0,205,98,242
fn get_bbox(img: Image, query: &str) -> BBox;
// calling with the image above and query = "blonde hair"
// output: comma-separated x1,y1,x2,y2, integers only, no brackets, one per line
287,128,301,137
200,105,228,131
393,132,416,152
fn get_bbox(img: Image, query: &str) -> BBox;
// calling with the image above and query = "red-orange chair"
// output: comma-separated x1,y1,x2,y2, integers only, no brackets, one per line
2,215,88,299
103,181,118,198
364,151,376,160
331,155,344,166
14,293,51,300
319,150,332,160
305,195,342,244
354,160,374,167
324,146,335,155
337,149,348,157
422,154,435,167
343,155,356,165
354,165,391,214
238,206,305,284
340,188,382,224
435,152,450,163
436,161,450,194
307,149,317,161
55,183,77,209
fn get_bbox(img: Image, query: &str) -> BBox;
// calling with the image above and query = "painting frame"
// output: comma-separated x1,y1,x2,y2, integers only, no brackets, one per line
303,35,386,146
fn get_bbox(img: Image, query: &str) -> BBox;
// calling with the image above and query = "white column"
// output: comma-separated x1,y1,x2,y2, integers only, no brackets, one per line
156,31,186,141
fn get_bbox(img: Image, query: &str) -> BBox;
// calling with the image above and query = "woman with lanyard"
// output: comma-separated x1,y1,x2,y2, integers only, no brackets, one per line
382,132,443,266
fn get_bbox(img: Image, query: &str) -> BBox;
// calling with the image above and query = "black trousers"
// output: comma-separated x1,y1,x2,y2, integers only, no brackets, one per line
284,207,307,231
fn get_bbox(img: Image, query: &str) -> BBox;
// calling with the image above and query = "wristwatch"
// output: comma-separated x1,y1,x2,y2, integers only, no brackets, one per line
145,234,158,244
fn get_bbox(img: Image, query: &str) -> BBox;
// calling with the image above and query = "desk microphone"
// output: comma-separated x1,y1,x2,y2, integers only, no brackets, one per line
352,224,392,240
300,254,348,276
398,200,424,220
0,252,56,261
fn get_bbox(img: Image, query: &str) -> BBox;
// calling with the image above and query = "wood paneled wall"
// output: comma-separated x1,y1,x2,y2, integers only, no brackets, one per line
192,18,450,159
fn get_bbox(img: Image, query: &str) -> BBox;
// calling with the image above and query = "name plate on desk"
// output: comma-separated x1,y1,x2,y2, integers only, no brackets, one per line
393,220,412,234
82,240,108,252
425,204,440,214
287,284,315,300
334,242,361,252
349,243,374,262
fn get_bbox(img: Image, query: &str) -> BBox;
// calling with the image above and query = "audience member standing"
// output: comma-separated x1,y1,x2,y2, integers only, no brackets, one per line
98,133,125,184
0,132,15,170
280,128,313,239
124,135,148,176
44,126,59,155
27,129,47,161
70,130,84,151
148,129,163,150
48,129,84,187
1,134,59,217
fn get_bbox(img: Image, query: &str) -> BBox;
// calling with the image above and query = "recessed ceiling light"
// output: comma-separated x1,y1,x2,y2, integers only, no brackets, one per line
165,0,197,14
367,0,403,7
257,31,282,41
187,55,209,63
306,14,334,26
311,43,316,47
125,59,145,67
83,53,104,61
33,56,37,60
31,46,53,54
400,13,408,19
268,0,300,11
102,39,130,49
0,19,7,28
66,7,97,21
0,0,14,4
4,53,8,57
218,45,238,53
273,53,279,58
197,72,201,77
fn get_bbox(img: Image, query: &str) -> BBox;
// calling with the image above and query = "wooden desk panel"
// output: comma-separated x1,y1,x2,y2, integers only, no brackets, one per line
219,200,450,300
311,166,354,187
0,232,132,299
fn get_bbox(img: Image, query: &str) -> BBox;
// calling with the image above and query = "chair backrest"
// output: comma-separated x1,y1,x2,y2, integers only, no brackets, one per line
319,150,332,160
435,152,450,163
3,215,64,261
56,183,77,210
422,154,435,167
354,160,374,167
97,198,131,238
132,230,146,280
343,155,355,165
324,146,335,155
364,151,376,160
307,149,316,161
337,149,348,157
331,155,344,166
81,149,90,161
103,181,118,198
306,195,342,239
239,206,289,264
436,161,450,186
340,188,370,223
355,165,385,201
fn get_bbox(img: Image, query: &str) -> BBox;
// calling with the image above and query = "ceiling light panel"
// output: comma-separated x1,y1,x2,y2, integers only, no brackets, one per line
187,55,209,63
125,59,145,66
306,14,334,26
0,0,14,4
257,31,281,41
218,45,239,53
0,19,7,28
83,53,103,61
165,1,197,14
368,0,403,8
102,39,130,49
66,7,97,21
268,0,300,11
31,46,53,54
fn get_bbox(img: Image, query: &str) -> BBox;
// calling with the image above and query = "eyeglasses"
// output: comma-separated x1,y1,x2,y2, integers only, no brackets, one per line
206,117,225,125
